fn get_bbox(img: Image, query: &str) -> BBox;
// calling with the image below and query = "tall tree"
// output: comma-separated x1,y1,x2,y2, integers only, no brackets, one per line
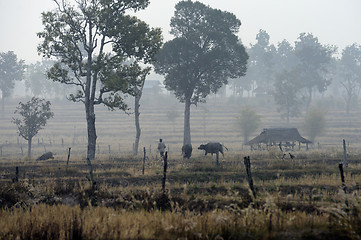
0,51,25,115
273,70,303,124
12,97,54,159
294,33,336,114
274,39,298,74
37,0,162,160
336,44,361,114
154,1,248,146
247,29,276,95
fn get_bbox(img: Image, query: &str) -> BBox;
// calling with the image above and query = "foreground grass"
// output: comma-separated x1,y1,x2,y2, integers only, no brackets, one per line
1,201,360,240
1,151,361,239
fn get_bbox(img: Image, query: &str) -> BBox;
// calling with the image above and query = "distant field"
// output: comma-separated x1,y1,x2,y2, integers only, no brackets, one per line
1,95,361,239
1,94,361,159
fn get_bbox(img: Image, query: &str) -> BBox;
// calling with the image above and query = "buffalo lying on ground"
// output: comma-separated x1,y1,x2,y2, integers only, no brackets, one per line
182,144,192,159
198,142,228,157
36,152,55,161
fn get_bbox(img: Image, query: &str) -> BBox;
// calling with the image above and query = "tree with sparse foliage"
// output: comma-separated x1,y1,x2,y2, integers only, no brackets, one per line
248,29,276,94
154,1,248,146
336,44,361,114
304,107,326,143
12,97,54,159
37,0,162,160
0,51,25,115
236,105,261,144
273,69,303,125
294,33,336,114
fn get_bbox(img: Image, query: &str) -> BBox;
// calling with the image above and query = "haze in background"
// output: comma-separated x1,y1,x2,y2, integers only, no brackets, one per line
0,0,360,64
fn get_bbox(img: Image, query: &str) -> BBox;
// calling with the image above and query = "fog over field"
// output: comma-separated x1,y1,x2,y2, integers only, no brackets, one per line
2,2,361,239
0,0,361,159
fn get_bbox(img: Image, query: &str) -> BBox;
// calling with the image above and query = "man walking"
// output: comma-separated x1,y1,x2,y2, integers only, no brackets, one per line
158,139,166,157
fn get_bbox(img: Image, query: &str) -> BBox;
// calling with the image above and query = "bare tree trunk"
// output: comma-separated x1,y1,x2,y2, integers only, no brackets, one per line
305,87,313,116
1,96,4,117
86,103,97,160
134,97,141,155
134,83,144,155
85,22,97,161
27,137,32,159
183,97,191,145
346,94,351,115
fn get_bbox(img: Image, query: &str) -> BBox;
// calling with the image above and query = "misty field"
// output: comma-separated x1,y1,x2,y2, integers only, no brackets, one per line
1,150,361,239
1,95,361,239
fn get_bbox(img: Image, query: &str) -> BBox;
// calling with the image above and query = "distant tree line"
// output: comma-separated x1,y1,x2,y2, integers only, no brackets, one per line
229,29,361,122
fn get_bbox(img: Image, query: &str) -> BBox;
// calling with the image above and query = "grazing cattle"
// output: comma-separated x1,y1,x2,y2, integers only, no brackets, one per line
198,142,228,156
182,144,192,159
37,152,55,161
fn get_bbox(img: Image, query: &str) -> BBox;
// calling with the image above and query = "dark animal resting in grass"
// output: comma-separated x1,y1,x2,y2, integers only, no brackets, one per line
289,153,295,159
182,144,192,159
198,142,228,156
36,152,54,161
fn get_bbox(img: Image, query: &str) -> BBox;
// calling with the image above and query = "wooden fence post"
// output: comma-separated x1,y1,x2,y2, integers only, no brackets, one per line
338,163,346,193
162,152,168,192
66,147,71,173
244,156,256,199
142,147,146,175
343,139,348,168
13,166,19,183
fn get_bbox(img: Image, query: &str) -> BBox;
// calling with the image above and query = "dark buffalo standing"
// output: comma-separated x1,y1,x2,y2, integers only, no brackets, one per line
182,144,192,159
36,152,55,161
198,142,228,165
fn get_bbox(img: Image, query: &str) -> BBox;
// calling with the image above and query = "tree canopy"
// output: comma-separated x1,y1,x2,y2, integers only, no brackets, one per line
154,0,248,145
37,0,162,159
0,51,25,114
294,33,336,113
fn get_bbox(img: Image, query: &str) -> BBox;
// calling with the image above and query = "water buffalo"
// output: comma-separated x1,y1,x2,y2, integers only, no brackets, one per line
198,142,228,157
182,144,192,159
36,152,55,161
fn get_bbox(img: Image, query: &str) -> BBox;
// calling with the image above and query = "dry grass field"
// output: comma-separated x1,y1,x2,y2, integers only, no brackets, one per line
1,94,361,239
1,93,361,159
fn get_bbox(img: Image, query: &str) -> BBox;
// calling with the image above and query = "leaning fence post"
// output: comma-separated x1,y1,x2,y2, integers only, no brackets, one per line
244,156,256,199
343,139,348,168
338,163,346,193
13,166,19,183
66,147,71,173
162,152,168,192
142,147,146,175
338,162,349,207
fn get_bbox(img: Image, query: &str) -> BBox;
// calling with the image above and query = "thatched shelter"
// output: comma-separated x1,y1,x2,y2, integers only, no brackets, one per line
245,128,312,150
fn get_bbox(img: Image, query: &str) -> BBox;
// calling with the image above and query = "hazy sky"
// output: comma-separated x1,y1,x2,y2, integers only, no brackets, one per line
1,0,360,63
